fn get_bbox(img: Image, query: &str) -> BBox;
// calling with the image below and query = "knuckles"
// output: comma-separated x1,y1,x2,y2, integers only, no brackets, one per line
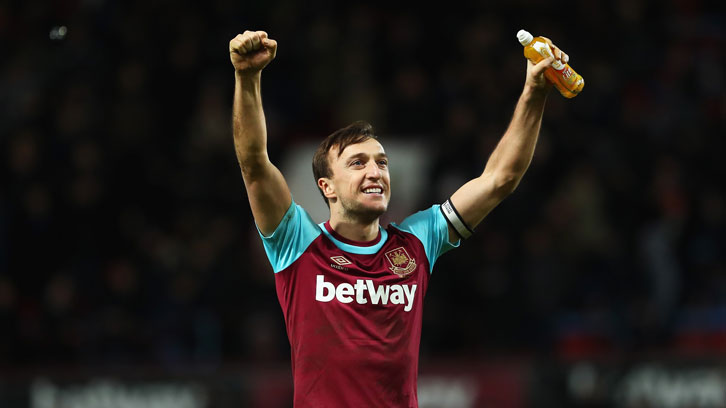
230,31,276,60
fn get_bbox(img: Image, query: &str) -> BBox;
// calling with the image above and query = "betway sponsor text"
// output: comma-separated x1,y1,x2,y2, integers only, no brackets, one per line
315,275,417,312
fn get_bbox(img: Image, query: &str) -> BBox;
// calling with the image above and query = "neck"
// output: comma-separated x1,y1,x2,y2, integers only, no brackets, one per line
329,212,380,242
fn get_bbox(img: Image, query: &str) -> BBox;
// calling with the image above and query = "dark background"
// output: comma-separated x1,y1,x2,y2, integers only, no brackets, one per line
1,0,724,385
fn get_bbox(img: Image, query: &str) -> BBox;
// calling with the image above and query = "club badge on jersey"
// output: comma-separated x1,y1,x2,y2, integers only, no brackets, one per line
385,247,417,277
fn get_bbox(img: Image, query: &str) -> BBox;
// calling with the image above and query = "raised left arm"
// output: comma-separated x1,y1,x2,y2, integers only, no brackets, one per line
447,41,568,242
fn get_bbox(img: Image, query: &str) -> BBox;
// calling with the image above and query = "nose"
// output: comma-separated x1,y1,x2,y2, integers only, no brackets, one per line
366,162,382,179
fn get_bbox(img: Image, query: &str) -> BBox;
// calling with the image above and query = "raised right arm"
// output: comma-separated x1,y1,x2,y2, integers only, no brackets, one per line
230,31,292,236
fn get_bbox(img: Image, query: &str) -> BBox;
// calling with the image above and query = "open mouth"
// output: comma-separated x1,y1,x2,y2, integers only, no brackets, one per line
362,187,383,195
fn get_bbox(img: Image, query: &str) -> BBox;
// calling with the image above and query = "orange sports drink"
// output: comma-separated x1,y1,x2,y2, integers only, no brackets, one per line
517,29,584,98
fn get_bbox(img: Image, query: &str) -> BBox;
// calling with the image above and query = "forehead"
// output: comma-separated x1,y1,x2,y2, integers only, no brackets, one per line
331,138,386,162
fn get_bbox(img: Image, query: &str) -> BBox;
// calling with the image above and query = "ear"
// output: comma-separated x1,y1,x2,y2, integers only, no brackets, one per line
318,178,336,200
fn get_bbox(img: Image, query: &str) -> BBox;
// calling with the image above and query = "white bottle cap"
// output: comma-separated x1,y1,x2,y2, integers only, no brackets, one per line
517,29,533,46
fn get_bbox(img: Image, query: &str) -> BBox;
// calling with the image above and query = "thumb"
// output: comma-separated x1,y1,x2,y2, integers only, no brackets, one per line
531,57,554,77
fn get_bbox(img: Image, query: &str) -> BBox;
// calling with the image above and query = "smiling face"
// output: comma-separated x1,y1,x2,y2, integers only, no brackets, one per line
318,138,391,223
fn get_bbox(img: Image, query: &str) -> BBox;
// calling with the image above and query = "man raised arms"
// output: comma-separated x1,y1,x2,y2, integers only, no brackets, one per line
230,29,566,407
229,30,289,236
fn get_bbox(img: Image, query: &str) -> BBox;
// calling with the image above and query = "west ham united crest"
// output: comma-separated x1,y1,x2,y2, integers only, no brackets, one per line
384,247,416,277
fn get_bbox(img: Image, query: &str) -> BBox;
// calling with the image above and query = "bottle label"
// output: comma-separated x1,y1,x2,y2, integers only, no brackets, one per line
561,67,575,84
532,41,565,70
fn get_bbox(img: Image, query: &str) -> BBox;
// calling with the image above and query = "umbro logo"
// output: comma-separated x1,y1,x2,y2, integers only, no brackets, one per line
330,256,352,266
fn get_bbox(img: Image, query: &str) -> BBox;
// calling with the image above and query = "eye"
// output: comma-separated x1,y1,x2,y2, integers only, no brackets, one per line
378,160,388,167
350,159,363,167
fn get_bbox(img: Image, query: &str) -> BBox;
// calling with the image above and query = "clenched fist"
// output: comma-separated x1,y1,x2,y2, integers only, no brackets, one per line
230,30,277,74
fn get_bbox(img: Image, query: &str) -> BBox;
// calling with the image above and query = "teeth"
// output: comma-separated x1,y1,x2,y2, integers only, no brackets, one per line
363,188,382,194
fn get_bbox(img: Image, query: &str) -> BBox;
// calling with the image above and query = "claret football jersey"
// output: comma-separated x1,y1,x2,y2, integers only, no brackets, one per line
258,200,459,407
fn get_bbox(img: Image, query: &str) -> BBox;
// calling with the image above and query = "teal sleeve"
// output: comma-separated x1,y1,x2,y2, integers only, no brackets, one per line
393,205,460,273
256,201,321,273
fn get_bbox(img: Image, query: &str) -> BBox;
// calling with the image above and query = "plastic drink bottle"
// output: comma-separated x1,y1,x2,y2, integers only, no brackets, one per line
517,29,584,98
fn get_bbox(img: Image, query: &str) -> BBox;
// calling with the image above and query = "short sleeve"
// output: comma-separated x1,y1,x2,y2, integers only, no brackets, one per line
393,205,460,273
257,201,321,273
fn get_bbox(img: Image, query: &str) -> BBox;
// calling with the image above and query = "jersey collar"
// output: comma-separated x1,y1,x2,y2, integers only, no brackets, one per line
319,221,388,255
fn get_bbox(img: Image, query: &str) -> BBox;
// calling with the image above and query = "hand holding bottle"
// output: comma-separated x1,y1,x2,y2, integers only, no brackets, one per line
517,30,584,98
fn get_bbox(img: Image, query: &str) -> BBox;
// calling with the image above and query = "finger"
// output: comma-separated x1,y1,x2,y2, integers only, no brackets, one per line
261,38,277,49
262,38,277,58
230,34,244,49
242,36,256,52
540,36,560,59
552,47,569,63
240,30,252,48
230,38,246,54
531,57,554,76
250,33,261,49
256,31,268,40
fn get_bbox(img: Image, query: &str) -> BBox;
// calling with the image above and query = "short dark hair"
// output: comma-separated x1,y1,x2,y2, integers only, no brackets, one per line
312,121,377,206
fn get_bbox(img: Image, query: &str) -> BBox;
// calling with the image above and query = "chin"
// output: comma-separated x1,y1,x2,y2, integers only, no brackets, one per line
363,198,389,214
361,203,387,217
370,205,388,217
345,203,387,222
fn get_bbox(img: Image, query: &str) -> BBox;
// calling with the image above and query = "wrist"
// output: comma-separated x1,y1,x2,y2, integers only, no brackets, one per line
235,70,262,83
521,84,549,103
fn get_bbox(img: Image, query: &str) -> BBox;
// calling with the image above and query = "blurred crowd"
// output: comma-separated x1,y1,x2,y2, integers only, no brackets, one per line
1,0,724,367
